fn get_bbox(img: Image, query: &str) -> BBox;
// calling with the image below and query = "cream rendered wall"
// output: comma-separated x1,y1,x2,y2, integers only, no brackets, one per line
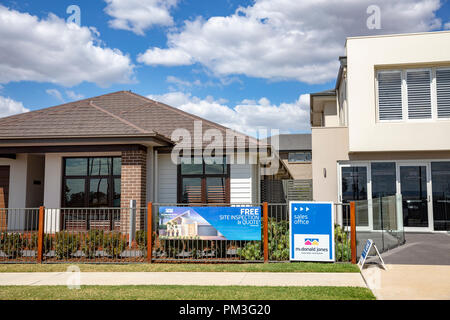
347,31,450,152
0,154,28,230
311,127,349,203
0,154,27,209
281,160,312,180
323,102,339,127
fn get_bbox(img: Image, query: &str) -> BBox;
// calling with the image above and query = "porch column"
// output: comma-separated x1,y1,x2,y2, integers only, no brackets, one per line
120,149,147,233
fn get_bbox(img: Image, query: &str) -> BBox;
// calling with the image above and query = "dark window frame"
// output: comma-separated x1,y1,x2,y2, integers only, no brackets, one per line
62,156,121,208
288,151,312,163
177,157,230,204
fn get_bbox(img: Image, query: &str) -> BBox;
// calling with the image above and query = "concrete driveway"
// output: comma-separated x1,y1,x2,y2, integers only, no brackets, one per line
361,233,450,299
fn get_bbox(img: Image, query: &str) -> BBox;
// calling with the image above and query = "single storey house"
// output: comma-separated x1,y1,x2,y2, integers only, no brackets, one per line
0,91,270,232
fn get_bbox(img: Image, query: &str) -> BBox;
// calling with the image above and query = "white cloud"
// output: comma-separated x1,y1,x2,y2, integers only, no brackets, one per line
165,76,205,91
147,91,310,136
138,47,192,66
138,0,443,84
46,89,64,102
0,96,29,118
65,90,85,100
445,22,450,30
0,5,134,87
104,0,178,35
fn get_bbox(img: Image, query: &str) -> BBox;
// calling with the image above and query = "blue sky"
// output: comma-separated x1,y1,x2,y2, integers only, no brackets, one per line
0,0,449,135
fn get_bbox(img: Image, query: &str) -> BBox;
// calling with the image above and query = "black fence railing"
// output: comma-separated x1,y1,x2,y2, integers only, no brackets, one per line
0,203,354,264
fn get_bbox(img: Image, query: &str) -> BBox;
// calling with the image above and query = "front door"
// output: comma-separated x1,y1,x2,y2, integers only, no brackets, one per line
397,163,432,231
0,166,10,231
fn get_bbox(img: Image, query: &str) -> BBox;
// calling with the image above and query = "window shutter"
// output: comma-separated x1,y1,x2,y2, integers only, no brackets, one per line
206,178,226,203
378,71,403,120
436,69,450,118
406,70,432,119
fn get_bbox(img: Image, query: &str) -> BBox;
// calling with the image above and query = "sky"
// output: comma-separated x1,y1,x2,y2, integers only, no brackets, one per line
0,0,449,136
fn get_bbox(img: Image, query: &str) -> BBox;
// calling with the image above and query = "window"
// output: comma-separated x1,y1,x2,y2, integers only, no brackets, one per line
406,69,432,119
179,157,229,204
288,151,312,163
378,71,403,121
371,162,397,199
436,68,450,118
63,157,121,207
377,67,450,121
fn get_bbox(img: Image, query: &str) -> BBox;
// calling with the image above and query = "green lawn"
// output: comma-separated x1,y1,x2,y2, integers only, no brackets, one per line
0,263,359,273
0,285,375,300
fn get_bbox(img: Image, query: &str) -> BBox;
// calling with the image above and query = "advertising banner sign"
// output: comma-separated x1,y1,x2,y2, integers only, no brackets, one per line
289,201,335,262
357,239,386,270
158,206,261,241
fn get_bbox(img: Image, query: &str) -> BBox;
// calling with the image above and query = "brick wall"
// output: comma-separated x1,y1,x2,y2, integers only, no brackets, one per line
120,149,147,232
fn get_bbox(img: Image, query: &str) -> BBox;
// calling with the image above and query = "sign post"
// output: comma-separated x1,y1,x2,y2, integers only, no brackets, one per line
289,201,335,262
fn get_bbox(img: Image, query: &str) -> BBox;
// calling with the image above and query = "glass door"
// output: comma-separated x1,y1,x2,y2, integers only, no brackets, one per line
397,163,432,231
340,164,370,230
431,162,450,231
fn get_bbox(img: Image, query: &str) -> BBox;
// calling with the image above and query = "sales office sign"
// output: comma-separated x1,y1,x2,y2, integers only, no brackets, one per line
289,202,335,262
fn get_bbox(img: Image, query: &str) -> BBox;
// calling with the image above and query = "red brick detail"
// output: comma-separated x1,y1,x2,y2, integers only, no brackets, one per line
120,149,147,232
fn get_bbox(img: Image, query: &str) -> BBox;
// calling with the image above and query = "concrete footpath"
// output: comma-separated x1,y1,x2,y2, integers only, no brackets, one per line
0,272,366,287
361,264,450,300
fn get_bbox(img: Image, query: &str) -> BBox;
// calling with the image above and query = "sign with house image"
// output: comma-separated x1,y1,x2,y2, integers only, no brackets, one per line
158,207,261,241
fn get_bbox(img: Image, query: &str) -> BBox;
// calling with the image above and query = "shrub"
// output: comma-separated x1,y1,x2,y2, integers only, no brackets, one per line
267,218,289,261
237,241,262,261
237,218,288,261
335,224,351,262
55,232,79,259
135,230,147,254
81,230,104,259
29,232,52,256
0,232,24,258
104,232,127,258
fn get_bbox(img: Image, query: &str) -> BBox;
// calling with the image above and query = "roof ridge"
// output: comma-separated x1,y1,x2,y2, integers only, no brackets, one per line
88,100,151,135
124,91,260,144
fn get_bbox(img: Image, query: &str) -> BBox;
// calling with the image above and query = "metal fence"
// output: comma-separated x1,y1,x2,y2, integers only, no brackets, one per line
0,207,148,264
0,208,40,263
151,203,264,263
151,203,351,263
0,202,354,264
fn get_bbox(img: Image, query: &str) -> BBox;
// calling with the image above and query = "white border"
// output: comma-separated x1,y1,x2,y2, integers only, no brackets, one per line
289,201,335,262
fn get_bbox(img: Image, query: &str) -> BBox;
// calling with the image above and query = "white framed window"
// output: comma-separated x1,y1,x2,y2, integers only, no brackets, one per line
377,67,450,122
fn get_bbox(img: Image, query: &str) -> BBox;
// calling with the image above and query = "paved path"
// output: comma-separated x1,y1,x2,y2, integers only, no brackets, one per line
0,272,366,287
361,264,450,300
